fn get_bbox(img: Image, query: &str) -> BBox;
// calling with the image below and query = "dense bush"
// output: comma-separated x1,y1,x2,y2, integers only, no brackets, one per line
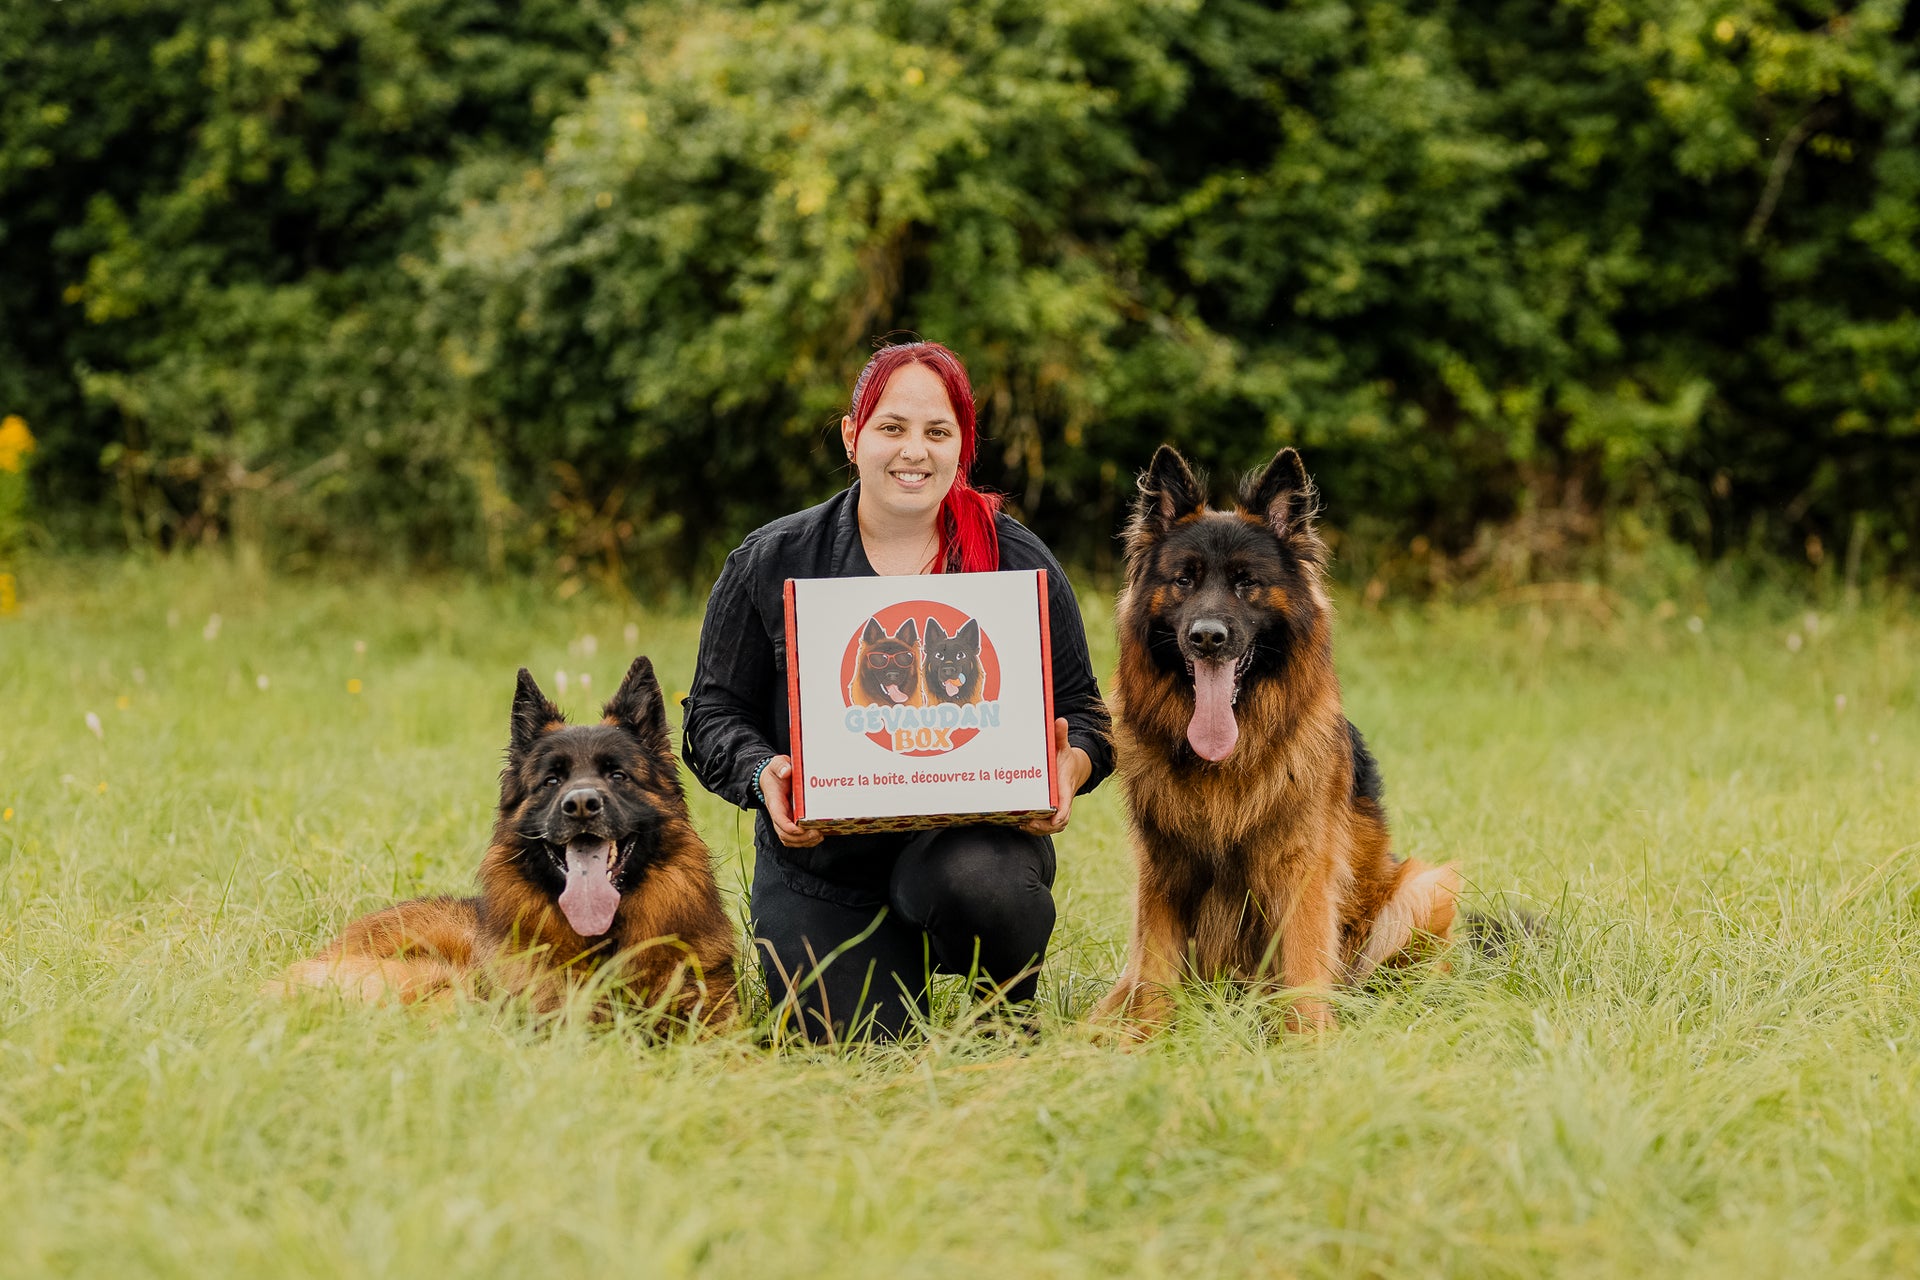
5,0,1916,580
0,0,606,557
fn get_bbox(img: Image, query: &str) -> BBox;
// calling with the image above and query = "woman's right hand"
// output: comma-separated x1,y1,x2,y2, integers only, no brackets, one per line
759,756,824,848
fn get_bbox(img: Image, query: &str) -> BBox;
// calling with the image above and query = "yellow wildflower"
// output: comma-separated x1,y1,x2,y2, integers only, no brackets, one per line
347,678,364,695
3,807,13,822
0,573,16,615
0,415,33,473
97,781,108,793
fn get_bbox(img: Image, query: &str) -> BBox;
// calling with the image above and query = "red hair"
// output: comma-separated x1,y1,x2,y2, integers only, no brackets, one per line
847,341,1002,574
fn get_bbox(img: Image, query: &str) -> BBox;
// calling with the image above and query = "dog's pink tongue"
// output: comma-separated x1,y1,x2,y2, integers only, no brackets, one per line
558,838,620,937
1188,660,1240,762
884,684,909,703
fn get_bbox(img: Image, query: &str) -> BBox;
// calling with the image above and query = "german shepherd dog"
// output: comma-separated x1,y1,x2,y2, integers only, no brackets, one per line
853,616,921,707
271,657,737,1025
1094,446,1461,1035
921,617,984,706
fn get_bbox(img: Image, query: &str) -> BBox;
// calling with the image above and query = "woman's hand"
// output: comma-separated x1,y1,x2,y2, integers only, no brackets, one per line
1022,718,1092,837
759,756,824,848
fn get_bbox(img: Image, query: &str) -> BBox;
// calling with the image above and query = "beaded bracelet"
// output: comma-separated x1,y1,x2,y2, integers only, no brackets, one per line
748,754,776,807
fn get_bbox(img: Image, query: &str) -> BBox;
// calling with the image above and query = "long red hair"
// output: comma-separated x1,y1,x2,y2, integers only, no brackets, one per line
846,341,1002,574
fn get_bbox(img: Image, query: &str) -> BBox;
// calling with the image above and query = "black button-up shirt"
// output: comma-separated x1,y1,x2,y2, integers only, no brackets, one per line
682,483,1114,883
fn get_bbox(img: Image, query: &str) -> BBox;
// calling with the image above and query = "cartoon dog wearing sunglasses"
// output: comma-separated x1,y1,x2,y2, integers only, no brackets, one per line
851,617,921,707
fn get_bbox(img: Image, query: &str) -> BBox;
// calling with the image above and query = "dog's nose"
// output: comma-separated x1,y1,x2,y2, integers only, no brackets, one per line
561,788,604,820
1187,618,1230,658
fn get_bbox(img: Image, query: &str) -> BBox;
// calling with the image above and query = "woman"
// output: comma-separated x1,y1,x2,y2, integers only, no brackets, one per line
682,341,1113,1041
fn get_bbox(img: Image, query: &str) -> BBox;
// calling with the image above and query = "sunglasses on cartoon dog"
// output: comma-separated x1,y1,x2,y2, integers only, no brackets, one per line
864,652,917,670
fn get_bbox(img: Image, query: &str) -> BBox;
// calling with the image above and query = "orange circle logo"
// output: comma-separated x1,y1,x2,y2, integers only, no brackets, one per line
840,601,1000,756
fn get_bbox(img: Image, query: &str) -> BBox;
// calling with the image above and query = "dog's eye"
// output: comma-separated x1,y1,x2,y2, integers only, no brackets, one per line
1173,573,1194,589
543,774,562,788
608,770,627,782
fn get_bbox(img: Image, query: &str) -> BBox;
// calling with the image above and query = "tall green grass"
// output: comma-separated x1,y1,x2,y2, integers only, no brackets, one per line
2,557,1916,1277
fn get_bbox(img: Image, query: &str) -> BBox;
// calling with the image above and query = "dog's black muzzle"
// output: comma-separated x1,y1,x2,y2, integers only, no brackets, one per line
537,786,617,847
1185,617,1230,660
1177,611,1255,671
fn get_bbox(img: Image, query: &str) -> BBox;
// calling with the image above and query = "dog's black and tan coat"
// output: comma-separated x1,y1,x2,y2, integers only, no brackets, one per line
271,657,736,1025
1094,446,1460,1035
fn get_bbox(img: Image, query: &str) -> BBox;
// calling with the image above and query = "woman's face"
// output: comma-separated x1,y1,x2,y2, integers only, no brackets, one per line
842,363,963,525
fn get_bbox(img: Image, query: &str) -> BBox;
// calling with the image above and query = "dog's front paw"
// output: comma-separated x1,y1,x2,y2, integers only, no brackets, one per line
1282,994,1334,1034
1088,980,1173,1043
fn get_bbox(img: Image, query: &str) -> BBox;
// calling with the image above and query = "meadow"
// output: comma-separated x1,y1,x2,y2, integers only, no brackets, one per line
3,556,1917,1278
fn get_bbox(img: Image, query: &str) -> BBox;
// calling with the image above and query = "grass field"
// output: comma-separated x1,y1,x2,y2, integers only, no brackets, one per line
3,555,1918,1277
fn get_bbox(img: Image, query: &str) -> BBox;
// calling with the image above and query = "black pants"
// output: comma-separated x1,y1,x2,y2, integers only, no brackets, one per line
751,824,1056,1042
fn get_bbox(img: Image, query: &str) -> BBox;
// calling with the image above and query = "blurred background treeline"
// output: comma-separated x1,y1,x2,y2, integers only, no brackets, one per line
3,0,1916,590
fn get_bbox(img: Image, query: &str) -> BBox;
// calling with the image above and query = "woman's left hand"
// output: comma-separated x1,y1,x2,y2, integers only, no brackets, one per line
1022,718,1092,837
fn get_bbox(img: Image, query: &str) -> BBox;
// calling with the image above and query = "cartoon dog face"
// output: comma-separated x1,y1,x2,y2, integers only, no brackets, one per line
921,617,982,705
853,617,921,706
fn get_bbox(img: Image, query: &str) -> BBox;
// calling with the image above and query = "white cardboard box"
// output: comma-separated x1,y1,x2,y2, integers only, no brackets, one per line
783,570,1058,833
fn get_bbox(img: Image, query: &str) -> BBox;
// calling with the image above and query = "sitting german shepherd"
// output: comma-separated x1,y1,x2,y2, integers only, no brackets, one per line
1094,446,1460,1035
271,657,737,1026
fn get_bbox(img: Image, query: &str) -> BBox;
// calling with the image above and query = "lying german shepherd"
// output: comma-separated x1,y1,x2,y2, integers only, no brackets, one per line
271,657,737,1026
1094,446,1460,1035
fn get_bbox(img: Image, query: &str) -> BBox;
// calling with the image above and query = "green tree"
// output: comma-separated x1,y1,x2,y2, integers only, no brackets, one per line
0,0,605,553
7,0,1916,577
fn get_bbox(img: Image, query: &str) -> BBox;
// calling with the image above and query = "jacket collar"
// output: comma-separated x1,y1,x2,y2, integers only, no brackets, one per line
830,482,873,578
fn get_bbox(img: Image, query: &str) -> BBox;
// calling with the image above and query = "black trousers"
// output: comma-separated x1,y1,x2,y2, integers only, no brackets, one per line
750,824,1056,1042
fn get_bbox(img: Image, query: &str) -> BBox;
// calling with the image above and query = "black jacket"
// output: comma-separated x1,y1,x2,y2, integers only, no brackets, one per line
682,483,1114,882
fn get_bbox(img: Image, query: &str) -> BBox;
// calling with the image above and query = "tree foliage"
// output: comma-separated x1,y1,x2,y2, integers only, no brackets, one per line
0,0,605,554
5,0,1916,577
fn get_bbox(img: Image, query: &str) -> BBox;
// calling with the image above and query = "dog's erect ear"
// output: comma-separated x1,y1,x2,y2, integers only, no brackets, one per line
924,617,950,645
1244,447,1317,539
892,618,918,647
956,618,979,649
1136,445,1204,533
510,668,564,761
603,655,670,753
862,617,886,646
